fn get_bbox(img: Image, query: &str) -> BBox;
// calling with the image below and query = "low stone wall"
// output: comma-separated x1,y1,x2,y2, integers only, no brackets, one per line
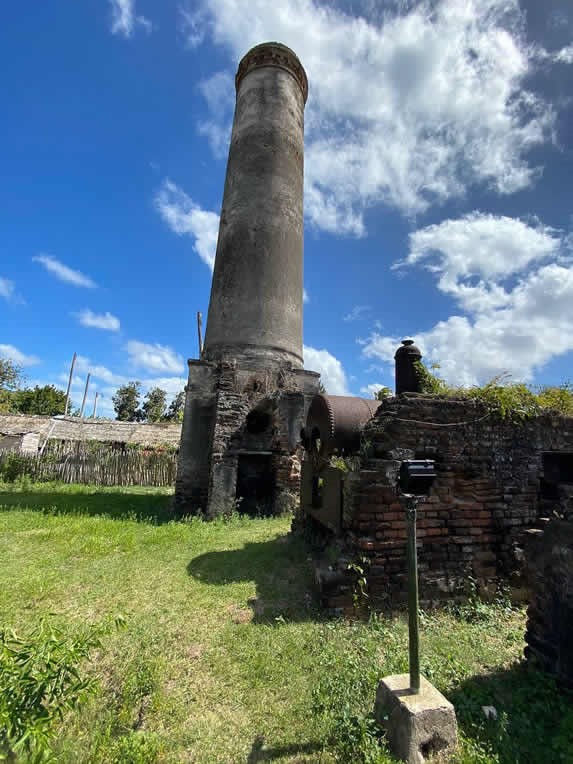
0,414,182,447
524,520,573,686
304,394,573,612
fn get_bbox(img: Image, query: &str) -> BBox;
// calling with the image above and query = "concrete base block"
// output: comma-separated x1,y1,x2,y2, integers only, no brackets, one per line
374,674,458,764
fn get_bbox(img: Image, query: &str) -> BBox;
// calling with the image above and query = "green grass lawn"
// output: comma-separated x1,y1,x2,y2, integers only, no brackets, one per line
1,482,572,763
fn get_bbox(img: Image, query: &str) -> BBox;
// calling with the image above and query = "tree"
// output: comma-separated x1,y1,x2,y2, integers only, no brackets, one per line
0,356,24,413
375,387,392,401
142,387,167,423
317,380,326,395
13,385,66,416
112,382,142,422
165,390,185,422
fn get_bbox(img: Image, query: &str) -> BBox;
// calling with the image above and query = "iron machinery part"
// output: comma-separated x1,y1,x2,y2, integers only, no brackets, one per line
304,394,381,458
398,459,436,496
394,339,422,395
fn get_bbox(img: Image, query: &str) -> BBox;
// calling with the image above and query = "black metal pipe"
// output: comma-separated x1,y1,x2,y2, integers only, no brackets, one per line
405,496,420,693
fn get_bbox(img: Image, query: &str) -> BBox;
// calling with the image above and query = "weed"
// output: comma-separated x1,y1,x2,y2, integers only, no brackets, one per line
347,557,371,610
107,732,160,764
0,619,108,761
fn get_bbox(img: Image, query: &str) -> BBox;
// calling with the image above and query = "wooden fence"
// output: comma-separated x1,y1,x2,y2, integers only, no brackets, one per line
0,442,178,487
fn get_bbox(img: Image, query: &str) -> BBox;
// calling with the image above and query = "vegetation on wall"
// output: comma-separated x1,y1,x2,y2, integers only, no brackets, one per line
414,361,573,421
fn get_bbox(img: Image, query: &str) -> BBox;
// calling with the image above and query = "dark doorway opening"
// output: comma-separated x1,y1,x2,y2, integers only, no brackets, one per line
541,452,573,500
236,454,275,516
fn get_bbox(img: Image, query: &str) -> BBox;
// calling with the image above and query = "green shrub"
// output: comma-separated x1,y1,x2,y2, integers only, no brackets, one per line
0,453,34,483
414,362,573,421
0,619,121,762
107,732,160,764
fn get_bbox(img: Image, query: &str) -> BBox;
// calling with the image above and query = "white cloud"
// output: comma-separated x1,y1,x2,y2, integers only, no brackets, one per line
75,309,120,331
0,278,15,301
197,71,235,158
395,212,561,314
361,213,573,386
0,344,40,367
155,179,219,269
344,305,370,322
126,340,185,374
33,254,97,288
303,288,310,304
189,0,569,234
360,383,387,398
303,345,350,395
554,45,573,64
179,2,209,48
74,355,127,386
109,0,152,38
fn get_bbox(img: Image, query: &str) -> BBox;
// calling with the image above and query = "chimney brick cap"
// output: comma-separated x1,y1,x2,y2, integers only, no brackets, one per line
235,41,308,103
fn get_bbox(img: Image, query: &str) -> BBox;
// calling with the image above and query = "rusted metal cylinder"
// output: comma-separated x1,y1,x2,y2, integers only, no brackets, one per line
394,339,422,395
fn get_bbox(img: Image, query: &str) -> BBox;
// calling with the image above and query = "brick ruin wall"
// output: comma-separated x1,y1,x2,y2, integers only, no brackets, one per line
176,359,316,518
307,394,573,612
0,414,182,447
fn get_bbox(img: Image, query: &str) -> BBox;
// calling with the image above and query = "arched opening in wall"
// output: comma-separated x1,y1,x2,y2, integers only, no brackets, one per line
236,453,275,516
246,408,272,434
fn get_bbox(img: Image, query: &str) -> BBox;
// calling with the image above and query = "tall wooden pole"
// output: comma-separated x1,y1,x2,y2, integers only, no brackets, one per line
64,352,77,416
79,373,91,418
92,391,99,418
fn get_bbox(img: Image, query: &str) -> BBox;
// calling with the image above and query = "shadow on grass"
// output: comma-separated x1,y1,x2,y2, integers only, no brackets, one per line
246,735,324,762
187,533,322,624
450,661,573,762
0,488,173,524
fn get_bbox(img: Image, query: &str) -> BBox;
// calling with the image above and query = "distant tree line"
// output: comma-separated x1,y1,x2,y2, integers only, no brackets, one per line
0,357,67,416
112,382,185,422
0,355,185,422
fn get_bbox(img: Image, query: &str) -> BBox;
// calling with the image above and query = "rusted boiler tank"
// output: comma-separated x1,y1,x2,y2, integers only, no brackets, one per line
300,394,380,532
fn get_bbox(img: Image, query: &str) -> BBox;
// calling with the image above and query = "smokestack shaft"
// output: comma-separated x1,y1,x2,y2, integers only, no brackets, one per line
203,43,308,368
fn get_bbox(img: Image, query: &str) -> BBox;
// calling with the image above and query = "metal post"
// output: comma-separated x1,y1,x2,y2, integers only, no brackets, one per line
405,495,420,693
92,392,99,418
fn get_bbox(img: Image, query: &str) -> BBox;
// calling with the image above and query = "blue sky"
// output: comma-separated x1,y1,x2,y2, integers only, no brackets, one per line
1,0,572,417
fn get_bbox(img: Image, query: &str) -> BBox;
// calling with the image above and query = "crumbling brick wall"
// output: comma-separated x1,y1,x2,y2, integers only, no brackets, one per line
309,394,573,611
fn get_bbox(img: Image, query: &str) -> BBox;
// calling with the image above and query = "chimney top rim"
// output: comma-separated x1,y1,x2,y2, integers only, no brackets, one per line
235,41,308,103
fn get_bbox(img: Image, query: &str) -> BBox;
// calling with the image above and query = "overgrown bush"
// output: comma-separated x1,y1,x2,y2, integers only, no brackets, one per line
0,453,34,483
414,362,573,421
0,618,122,762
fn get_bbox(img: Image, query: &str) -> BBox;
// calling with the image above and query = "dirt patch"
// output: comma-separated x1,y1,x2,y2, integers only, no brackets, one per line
228,605,253,624
186,643,204,659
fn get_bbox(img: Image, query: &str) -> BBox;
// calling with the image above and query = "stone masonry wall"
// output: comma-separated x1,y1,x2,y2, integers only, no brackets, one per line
0,414,182,447
314,394,573,612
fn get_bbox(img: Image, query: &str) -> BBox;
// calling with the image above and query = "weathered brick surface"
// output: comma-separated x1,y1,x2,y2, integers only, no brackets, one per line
310,394,573,612
175,359,319,517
